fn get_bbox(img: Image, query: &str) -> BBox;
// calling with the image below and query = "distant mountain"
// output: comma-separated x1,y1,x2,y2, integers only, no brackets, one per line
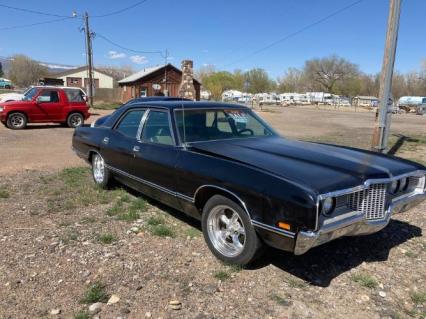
0,56,80,74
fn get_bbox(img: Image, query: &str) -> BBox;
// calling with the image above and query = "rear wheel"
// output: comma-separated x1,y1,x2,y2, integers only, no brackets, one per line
202,195,263,265
67,112,84,128
6,112,27,129
91,153,113,189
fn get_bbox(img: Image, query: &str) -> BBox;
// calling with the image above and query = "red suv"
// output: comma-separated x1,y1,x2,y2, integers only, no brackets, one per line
0,86,90,129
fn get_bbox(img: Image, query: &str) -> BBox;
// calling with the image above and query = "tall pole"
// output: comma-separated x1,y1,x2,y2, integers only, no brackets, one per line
164,49,169,96
371,0,402,152
84,12,94,107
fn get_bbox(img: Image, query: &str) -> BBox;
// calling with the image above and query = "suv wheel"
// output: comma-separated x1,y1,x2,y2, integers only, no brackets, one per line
92,153,113,189
202,195,264,265
7,113,27,129
67,113,84,128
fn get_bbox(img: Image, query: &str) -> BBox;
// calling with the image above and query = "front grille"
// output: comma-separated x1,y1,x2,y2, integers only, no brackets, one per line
347,183,387,220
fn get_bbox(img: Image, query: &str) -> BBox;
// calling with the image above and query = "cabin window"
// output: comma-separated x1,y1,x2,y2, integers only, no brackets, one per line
116,110,146,138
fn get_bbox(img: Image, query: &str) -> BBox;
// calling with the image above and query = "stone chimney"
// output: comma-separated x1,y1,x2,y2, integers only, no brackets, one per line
178,60,196,100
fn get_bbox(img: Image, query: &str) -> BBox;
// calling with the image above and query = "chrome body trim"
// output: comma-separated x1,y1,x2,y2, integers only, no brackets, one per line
314,170,426,231
251,220,295,239
296,175,426,255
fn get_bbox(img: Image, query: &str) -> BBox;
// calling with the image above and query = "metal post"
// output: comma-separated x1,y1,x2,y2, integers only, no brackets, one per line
371,0,402,152
164,49,169,96
84,12,94,107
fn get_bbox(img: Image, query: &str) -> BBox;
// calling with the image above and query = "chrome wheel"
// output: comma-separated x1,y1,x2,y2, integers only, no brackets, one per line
69,114,83,127
93,154,105,183
10,114,24,128
207,205,246,257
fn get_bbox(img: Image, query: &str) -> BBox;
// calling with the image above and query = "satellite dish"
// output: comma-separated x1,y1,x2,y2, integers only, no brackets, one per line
152,84,161,90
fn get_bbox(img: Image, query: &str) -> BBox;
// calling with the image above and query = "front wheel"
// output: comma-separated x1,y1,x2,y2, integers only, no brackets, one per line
7,112,27,129
91,153,113,189
67,113,84,128
202,195,264,265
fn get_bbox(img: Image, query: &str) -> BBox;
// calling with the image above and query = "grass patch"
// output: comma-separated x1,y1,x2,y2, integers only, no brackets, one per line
74,311,90,319
0,187,9,199
81,281,108,304
150,224,175,237
351,273,378,289
92,103,120,110
286,277,308,289
106,195,146,222
147,216,165,226
271,293,291,306
185,227,201,238
98,233,117,244
404,250,417,258
80,216,96,224
60,229,79,245
213,270,231,281
411,291,426,305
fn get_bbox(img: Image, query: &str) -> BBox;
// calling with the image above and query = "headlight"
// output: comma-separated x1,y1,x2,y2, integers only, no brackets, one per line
390,179,400,194
321,197,335,216
399,177,409,191
0,106,4,112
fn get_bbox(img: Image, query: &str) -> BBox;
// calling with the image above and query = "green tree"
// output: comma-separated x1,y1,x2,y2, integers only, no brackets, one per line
9,54,48,87
202,71,235,100
245,68,274,93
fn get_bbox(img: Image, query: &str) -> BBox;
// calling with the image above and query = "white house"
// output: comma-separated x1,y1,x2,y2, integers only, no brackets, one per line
52,66,115,89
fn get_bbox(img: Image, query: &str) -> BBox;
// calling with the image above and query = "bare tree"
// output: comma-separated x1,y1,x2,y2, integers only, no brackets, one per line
304,55,360,93
97,64,135,83
8,55,48,88
277,67,306,92
195,64,216,83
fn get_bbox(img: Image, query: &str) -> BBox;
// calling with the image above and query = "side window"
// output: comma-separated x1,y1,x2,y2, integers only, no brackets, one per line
141,111,174,146
216,111,232,133
39,90,60,103
115,110,145,138
64,89,85,102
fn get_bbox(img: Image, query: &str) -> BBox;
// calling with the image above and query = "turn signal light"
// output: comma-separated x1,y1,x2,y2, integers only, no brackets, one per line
277,222,291,231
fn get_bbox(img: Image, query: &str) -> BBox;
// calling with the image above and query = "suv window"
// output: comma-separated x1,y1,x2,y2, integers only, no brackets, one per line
64,88,86,102
141,111,173,145
39,90,60,103
116,110,145,138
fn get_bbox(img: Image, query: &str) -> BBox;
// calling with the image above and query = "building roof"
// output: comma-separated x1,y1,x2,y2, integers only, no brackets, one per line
51,66,113,79
118,63,201,85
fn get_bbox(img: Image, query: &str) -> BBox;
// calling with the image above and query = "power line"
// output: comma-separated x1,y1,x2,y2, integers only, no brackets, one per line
221,0,365,68
92,0,150,18
95,32,164,56
0,3,71,18
0,16,75,31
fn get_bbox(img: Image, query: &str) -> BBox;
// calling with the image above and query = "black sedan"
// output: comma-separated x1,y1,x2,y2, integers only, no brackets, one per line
72,101,426,265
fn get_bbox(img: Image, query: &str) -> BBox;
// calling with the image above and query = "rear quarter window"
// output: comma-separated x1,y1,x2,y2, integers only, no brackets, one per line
64,89,86,102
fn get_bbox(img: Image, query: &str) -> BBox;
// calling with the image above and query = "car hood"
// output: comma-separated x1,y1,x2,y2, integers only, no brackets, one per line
189,137,424,194
0,93,23,102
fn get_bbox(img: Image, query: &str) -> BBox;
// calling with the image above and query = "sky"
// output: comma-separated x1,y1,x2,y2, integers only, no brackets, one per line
1,0,426,78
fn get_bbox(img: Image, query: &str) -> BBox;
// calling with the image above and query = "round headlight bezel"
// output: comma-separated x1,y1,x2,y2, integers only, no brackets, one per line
321,197,335,216
390,179,400,194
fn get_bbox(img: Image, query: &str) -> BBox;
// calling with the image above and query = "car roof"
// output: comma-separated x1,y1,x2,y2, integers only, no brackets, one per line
125,100,250,111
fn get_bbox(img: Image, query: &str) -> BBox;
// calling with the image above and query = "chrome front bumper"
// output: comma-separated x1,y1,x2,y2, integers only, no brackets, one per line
294,191,426,255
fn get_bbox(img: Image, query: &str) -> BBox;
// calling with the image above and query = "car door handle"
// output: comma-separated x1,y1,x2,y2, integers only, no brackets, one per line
102,137,109,144
133,146,140,152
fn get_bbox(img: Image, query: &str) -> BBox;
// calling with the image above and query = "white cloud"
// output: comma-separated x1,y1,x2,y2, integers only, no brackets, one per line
130,55,148,64
108,50,126,59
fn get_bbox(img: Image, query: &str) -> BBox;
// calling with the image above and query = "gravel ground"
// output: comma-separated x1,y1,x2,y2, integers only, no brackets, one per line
0,106,425,318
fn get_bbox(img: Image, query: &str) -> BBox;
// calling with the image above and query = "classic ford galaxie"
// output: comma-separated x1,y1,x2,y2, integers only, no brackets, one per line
72,101,426,265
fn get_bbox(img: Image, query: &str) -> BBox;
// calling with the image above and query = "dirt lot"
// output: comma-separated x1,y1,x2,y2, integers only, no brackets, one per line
0,106,425,319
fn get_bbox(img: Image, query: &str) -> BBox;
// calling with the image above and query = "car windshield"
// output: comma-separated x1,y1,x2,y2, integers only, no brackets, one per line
22,87,38,101
175,108,275,143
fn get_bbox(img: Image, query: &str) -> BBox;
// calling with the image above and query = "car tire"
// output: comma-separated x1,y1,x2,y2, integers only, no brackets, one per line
67,113,84,128
6,112,27,129
91,153,113,189
202,195,264,265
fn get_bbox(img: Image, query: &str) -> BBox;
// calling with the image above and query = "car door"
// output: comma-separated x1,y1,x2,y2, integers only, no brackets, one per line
35,89,62,121
100,108,146,175
130,109,179,208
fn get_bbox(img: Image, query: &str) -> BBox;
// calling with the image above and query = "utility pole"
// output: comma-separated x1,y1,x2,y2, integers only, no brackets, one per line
371,0,402,152
84,12,94,107
163,49,169,96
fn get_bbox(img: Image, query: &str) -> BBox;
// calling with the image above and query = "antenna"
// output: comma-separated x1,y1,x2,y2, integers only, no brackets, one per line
182,102,187,146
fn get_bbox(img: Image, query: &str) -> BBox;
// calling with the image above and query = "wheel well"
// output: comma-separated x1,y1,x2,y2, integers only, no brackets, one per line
87,150,99,164
194,186,250,217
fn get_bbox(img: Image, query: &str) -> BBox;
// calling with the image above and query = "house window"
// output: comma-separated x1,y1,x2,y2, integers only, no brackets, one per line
140,87,147,97
69,77,80,85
